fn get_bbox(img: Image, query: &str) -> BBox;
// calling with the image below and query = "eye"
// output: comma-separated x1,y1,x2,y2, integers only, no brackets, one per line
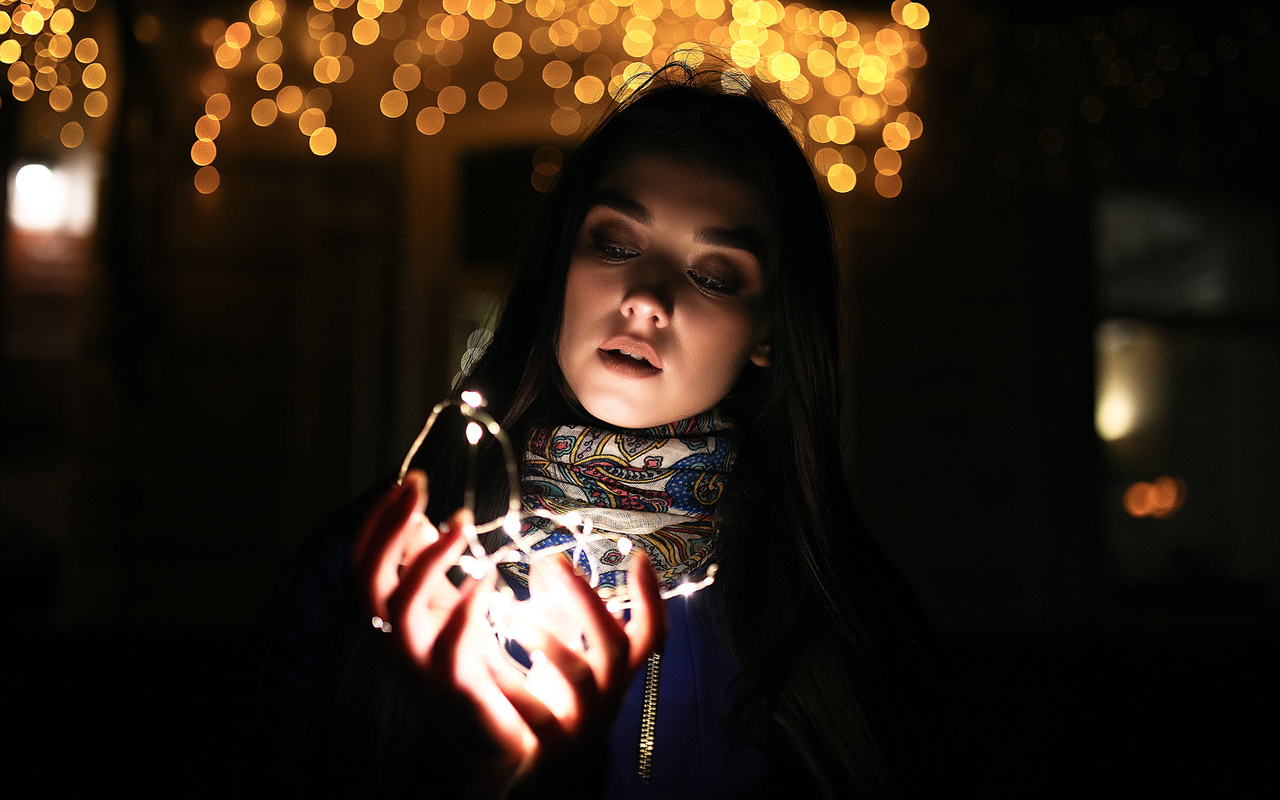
582,221,641,262
591,239,640,262
687,269,739,297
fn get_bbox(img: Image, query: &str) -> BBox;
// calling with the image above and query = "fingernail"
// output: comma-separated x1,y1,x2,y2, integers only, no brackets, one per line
414,514,439,545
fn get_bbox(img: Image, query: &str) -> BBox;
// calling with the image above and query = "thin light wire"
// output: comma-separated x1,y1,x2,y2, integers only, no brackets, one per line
396,392,718,669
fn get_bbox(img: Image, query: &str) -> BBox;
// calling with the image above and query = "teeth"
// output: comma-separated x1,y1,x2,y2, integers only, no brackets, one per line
619,350,645,361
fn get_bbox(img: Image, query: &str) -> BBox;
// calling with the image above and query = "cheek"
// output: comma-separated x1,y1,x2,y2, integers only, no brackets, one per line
556,308,580,376
557,266,600,363
691,310,762,378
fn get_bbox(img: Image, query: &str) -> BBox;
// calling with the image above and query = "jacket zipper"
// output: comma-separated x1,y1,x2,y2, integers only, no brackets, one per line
638,652,661,782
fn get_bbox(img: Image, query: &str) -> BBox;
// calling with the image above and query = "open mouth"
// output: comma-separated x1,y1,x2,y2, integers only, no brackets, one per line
613,348,652,366
599,348,661,375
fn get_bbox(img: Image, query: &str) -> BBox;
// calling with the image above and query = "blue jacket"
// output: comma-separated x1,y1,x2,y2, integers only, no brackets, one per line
253,507,801,796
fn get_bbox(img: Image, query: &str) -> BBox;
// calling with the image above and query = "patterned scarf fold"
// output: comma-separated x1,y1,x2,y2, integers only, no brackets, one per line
510,409,737,594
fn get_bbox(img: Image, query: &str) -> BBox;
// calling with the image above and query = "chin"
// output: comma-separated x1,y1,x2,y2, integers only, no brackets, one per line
581,396,674,430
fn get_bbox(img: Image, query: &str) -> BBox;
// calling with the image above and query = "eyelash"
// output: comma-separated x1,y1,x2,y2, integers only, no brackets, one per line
686,270,737,297
587,234,741,297
590,239,639,262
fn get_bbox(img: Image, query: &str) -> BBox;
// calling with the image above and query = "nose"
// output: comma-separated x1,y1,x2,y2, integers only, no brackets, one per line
619,262,673,327
620,283,671,328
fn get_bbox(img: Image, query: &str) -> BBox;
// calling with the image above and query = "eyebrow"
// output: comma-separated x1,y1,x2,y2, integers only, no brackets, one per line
590,191,651,225
587,190,769,262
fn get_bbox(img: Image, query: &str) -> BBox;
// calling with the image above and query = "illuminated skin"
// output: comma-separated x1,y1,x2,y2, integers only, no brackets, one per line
355,470,667,792
557,152,773,429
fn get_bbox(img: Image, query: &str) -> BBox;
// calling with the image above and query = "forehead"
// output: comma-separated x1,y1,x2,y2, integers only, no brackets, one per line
591,151,775,238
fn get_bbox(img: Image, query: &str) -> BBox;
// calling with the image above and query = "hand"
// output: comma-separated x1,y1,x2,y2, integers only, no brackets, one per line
352,470,667,796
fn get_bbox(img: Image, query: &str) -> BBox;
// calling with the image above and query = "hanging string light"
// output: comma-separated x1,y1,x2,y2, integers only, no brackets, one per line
194,0,929,198
388,392,719,674
1,0,109,150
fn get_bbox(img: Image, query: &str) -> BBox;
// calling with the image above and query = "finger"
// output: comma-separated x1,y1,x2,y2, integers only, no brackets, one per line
623,549,668,673
491,665,562,756
430,579,494,681
484,651,552,782
354,472,429,619
530,556,629,694
352,470,425,566
398,510,441,572
434,582,539,756
390,519,466,617
385,520,469,659
524,629,598,730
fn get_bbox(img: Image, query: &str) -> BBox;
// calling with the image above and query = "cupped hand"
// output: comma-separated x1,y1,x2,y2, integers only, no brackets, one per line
352,469,667,797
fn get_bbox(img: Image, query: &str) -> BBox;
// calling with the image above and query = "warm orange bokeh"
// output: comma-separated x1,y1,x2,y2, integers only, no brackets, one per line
1123,476,1187,519
183,0,929,197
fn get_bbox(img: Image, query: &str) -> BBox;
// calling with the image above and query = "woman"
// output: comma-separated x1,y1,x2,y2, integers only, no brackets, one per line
256,63,937,798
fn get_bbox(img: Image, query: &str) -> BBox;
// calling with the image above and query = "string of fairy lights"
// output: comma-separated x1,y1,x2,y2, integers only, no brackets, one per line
190,0,930,198
388,392,719,673
0,0,107,149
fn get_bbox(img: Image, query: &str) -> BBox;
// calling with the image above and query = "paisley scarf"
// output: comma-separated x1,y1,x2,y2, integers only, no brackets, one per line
509,409,737,594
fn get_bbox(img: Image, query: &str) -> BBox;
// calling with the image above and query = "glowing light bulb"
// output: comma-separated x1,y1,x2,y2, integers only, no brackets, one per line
459,554,487,579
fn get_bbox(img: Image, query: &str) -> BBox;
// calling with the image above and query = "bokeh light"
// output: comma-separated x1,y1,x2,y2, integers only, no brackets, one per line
277,85,304,114
299,107,326,135
81,62,105,89
185,0,930,194
438,84,466,114
60,120,84,147
2,3,118,149
251,98,278,126
195,114,221,141
310,126,338,155
827,162,856,192
194,165,221,194
191,139,217,166
1123,476,1187,519
84,90,107,117
478,80,508,110
380,88,409,117
206,92,232,120
416,105,446,135
874,146,901,175
874,171,902,197
257,63,283,91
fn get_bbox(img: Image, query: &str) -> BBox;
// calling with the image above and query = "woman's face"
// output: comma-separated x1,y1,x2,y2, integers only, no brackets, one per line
556,151,773,429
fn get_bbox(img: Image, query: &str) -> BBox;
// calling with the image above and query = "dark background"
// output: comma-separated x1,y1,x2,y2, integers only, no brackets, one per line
1,0,1276,794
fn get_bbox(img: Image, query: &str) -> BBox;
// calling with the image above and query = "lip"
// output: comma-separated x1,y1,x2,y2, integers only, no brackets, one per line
599,335,663,370
597,349,661,378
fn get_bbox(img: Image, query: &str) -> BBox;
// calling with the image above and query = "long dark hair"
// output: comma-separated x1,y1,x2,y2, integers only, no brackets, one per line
429,64,938,797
